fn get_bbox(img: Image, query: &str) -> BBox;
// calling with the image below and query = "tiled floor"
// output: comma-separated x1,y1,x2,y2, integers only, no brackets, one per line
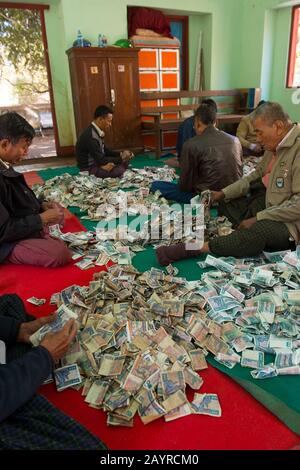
25,131,56,160
16,156,76,173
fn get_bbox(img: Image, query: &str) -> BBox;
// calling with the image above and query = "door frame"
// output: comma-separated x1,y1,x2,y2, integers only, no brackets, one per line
0,2,62,156
165,14,189,90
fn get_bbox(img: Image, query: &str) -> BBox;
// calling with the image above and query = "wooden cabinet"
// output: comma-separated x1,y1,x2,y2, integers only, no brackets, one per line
66,47,142,150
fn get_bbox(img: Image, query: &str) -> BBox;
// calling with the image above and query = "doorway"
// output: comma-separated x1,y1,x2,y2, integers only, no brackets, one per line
165,15,189,90
0,3,58,160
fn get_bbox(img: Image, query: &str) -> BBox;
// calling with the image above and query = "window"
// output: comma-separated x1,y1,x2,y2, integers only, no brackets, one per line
287,5,300,87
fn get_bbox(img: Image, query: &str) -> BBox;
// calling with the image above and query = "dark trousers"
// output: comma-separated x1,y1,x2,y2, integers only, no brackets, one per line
210,181,294,257
151,181,193,204
218,180,266,228
89,162,128,178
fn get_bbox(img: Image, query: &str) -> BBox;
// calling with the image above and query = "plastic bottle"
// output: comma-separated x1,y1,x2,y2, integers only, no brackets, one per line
77,29,84,47
102,35,107,47
98,34,103,48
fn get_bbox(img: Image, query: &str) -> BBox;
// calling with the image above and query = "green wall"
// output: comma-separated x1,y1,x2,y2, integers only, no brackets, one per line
269,6,300,121
231,0,300,121
4,0,300,146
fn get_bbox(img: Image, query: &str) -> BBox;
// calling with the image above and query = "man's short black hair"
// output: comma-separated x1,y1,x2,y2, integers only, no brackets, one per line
94,105,114,119
195,104,217,125
201,98,218,113
0,112,35,144
257,100,266,108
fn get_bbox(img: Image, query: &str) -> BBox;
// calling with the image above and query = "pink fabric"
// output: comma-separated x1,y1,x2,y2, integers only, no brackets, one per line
7,235,72,268
262,154,276,188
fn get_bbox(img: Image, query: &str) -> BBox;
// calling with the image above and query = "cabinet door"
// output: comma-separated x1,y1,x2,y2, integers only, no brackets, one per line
76,57,113,144
108,56,141,149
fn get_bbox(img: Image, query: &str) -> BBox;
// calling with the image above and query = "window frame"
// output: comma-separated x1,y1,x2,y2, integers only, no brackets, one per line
287,4,300,88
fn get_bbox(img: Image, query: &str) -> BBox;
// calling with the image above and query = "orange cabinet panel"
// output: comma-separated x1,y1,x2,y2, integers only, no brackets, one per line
160,71,180,91
138,48,159,70
160,98,180,120
159,49,179,70
139,71,160,91
141,99,160,122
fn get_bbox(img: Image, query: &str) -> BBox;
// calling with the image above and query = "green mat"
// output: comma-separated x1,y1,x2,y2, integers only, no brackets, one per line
38,155,300,435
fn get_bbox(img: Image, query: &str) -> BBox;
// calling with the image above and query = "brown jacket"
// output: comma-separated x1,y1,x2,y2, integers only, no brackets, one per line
179,125,242,194
223,124,300,243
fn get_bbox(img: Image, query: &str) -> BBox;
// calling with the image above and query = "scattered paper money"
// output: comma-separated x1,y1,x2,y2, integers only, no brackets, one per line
27,297,46,306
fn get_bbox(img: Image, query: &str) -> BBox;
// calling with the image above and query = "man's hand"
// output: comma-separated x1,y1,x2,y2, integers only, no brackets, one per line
121,150,134,162
101,162,115,172
211,191,225,202
250,143,263,154
18,314,57,344
40,319,77,362
40,207,62,226
238,217,257,230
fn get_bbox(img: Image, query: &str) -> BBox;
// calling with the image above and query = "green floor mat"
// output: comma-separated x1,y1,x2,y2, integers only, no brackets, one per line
38,155,300,435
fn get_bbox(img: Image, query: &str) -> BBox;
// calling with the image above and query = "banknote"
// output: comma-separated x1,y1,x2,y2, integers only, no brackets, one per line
26,297,46,306
241,349,264,369
54,364,82,392
191,393,222,417
29,304,77,346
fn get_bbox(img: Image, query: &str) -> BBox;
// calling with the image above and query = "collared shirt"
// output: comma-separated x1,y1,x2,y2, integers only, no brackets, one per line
262,125,296,188
91,122,105,138
0,159,10,170
276,125,295,150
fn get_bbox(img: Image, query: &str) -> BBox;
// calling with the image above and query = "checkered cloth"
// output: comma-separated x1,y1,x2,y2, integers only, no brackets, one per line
0,394,107,450
210,219,292,258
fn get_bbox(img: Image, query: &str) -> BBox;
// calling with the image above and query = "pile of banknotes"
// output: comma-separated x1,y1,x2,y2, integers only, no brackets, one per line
33,167,177,213
30,247,300,426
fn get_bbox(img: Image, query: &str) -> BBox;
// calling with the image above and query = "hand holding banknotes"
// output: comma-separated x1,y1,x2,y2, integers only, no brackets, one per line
211,191,225,202
40,319,77,362
40,207,63,226
41,201,65,226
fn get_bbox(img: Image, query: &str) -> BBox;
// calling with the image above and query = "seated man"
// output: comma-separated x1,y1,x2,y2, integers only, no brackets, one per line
156,102,299,264
165,99,217,168
151,103,243,203
236,100,265,156
0,112,71,268
75,105,134,178
0,294,106,450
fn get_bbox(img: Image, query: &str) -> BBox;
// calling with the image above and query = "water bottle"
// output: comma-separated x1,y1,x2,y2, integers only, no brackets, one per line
98,34,103,48
77,29,84,47
102,35,107,47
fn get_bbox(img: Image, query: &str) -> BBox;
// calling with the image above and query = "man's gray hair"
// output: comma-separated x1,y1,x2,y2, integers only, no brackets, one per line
252,101,292,126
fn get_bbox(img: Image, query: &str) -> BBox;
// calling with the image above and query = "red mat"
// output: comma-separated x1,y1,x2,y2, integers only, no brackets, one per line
0,215,299,450
23,170,44,188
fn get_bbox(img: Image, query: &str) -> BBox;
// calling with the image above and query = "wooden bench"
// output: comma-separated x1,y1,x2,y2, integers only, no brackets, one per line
140,88,261,158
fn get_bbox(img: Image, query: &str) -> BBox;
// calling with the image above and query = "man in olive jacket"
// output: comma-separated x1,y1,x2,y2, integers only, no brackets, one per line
156,102,299,264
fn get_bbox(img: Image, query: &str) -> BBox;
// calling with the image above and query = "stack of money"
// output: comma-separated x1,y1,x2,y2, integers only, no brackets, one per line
30,247,300,426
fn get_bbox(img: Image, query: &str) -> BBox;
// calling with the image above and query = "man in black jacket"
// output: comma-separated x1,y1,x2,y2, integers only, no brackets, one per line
75,105,134,178
151,104,242,203
0,112,71,267
0,294,106,449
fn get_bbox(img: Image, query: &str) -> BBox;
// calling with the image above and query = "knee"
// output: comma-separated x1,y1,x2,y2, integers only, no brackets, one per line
151,181,160,192
46,241,72,267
